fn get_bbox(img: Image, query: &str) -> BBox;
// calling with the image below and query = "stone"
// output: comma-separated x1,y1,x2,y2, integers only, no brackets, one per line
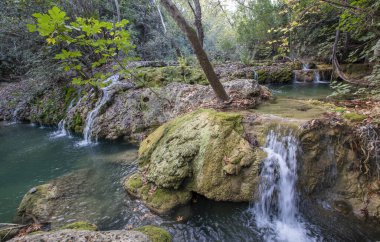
124,173,192,214
125,109,265,213
7,230,150,242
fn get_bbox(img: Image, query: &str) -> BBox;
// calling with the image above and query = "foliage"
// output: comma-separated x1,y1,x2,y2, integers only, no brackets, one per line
27,6,134,86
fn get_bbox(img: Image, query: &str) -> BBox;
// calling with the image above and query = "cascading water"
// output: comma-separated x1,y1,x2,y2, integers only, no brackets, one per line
251,130,317,242
50,98,76,138
78,75,120,146
253,70,259,81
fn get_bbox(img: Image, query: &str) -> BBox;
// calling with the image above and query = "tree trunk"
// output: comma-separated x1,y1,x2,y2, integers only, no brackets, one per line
331,28,368,86
113,0,121,22
191,0,204,47
160,0,229,101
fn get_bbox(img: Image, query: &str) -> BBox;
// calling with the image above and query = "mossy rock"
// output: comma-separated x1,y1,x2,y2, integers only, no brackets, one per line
135,109,263,204
135,226,172,242
256,67,293,84
17,184,58,223
59,221,97,231
133,66,208,88
124,173,192,214
342,112,366,122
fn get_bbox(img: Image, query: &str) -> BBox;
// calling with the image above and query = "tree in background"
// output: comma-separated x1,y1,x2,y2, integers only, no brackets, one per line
160,0,230,101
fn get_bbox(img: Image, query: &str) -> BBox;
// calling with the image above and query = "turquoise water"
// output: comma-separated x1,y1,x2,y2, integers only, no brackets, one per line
0,122,137,223
1,122,380,241
268,82,332,99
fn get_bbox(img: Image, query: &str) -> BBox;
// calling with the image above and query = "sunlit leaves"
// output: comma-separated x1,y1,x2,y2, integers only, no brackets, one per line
27,6,134,87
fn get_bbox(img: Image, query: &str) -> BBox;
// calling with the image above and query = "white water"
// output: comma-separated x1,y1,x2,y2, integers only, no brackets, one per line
50,99,76,138
77,75,120,146
254,70,259,81
252,130,316,242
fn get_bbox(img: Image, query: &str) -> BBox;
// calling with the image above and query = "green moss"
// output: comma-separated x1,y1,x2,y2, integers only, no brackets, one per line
125,173,143,193
60,221,97,231
256,68,293,84
135,226,172,242
18,184,50,215
124,173,192,214
343,112,366,122
73,112,83,133
132,66,208,88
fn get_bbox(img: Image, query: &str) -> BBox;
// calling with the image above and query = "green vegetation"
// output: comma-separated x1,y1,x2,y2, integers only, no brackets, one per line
135,226,172,242
27,6,134,87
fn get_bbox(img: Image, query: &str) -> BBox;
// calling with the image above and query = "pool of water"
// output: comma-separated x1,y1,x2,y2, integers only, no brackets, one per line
1,122,380,241
268,82,332,100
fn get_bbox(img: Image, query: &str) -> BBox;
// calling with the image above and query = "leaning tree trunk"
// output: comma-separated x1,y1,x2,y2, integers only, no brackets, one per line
160,0,230,101
188,0,204,47
332,28,368,86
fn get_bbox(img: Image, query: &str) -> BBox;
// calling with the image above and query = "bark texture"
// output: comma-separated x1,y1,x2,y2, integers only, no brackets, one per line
160,0,230,101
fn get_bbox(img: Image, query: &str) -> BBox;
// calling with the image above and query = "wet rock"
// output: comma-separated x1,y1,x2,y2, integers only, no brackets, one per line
298,118,380,222
124,173,192,214
8,230,150,242
333,200,352,215
293,70,314,82
59,221,97,231
0,224,24,242
125,109,266,213
15,168,125,228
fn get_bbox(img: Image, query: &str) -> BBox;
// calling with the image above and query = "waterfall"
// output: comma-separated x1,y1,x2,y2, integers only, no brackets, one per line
77,75,120,146
302,63,309,70
50,98,76,138
251,130,316,242
10,107,21,124
313,70,321,83
253,70,259,81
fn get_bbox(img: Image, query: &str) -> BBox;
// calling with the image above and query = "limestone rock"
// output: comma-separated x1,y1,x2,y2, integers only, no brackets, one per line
8,230,150,242
298,118,380,222
124,173,192,214
125,109,264,213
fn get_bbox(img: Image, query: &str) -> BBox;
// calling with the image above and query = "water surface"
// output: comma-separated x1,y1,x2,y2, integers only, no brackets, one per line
1,122,379,241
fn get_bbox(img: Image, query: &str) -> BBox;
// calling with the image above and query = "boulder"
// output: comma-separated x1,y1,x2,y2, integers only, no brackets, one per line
124,109,266,213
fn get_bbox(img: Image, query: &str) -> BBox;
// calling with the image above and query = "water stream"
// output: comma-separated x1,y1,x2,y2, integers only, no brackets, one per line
78,75,120,146
251,130,317,241
1,123,380,241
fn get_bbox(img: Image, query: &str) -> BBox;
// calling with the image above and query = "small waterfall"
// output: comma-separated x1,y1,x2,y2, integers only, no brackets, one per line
251,130,316,242
50,99,76,138
10,107,21,124
313,70,321,83
302,63,309,70
78,75,120,146
253,70,259,81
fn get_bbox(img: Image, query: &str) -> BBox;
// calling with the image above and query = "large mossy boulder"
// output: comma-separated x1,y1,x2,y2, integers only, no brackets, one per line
125,109,265,213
